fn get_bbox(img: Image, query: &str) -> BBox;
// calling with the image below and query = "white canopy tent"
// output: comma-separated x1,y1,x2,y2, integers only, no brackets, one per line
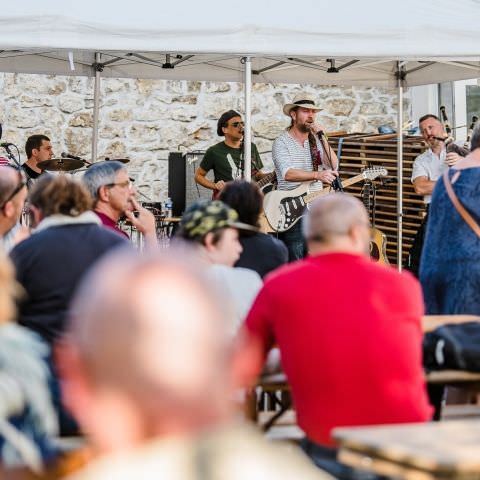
1,0,480,267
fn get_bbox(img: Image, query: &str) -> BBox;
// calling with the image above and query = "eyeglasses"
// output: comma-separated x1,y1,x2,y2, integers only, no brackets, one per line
105,180,133,190
228,121,244,128
0,169,27,210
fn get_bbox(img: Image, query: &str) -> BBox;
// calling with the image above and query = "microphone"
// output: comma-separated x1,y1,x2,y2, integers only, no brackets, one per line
61,152,82,161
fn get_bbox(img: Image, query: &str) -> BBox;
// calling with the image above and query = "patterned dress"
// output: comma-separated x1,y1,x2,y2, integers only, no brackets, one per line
420,167,480,314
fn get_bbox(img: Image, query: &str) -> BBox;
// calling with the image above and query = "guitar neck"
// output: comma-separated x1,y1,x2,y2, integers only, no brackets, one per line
304,173,365,204
255,171,276,188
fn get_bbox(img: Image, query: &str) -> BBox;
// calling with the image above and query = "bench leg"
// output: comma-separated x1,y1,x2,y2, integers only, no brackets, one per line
427,384,445,421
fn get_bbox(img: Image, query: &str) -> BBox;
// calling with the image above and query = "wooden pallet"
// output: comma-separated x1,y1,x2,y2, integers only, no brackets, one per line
329,133,427,265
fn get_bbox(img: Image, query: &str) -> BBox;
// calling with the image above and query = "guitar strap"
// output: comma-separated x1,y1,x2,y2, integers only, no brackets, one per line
308,133,323,172
443,169,480,238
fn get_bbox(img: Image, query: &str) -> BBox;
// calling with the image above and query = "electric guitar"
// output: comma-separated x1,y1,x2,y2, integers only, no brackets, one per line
255,171,277,192
262,167,388,232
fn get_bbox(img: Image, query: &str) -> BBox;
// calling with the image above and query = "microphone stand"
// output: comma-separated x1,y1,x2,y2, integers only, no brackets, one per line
2,144,21,168
239,139,245,179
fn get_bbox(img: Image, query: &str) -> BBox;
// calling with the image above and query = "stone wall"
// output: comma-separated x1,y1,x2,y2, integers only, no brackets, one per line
0,73,409,201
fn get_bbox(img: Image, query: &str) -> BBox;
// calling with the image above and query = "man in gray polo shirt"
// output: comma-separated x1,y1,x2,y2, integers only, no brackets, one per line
272,93,338,261
408,114,461,276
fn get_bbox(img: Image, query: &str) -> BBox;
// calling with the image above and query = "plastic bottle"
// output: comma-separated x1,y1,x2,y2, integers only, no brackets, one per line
164,197,173,218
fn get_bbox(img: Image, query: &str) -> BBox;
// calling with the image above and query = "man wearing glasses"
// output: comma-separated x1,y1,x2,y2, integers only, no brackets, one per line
195,110,264,197
0,166,28,252
82,161,157,245
22,135,54,187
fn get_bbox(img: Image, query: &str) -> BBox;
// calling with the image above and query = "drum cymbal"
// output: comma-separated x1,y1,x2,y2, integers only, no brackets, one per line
38,158,84,171
105,157,130,164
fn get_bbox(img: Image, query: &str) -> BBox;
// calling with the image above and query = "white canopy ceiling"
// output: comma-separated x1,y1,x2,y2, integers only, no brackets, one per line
1,0,480,86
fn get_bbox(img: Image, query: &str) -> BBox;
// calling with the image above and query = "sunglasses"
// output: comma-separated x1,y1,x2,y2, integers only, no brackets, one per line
228,121,245,128
0,169,27,210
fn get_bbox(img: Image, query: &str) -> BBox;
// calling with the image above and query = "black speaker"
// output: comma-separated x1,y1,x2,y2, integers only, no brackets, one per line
168,152,185,217
168,151,213,217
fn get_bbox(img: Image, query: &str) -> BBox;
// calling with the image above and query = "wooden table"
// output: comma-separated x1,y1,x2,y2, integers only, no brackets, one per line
334,419,480,479
422,315,480,333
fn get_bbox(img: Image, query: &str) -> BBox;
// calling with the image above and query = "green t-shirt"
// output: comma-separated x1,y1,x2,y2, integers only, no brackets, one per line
200,142,263,183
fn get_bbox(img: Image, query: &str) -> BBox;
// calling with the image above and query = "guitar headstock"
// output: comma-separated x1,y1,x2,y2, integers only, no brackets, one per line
362,167,388,181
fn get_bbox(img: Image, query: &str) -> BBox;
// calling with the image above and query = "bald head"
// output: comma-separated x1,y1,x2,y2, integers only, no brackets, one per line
303,193,370,254
66,248,232,420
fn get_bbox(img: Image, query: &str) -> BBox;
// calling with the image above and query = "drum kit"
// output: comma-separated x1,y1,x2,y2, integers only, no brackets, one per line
37,155,131,172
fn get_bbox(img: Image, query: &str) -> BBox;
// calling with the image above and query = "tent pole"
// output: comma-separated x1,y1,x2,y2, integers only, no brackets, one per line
91,52,101,163
396,62,404,271
243,56,252,181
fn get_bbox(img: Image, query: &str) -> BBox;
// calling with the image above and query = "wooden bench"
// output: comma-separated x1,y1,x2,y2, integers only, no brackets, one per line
248,315,480,429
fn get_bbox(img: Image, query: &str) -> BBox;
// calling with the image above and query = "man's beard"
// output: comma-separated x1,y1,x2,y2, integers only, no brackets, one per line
297,121,312,134
426,136,441,149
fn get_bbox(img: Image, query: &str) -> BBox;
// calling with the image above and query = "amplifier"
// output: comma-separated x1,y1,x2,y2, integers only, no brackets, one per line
168,151,213,217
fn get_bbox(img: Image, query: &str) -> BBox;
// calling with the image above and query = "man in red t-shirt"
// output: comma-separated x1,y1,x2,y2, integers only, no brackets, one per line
246,193,432,478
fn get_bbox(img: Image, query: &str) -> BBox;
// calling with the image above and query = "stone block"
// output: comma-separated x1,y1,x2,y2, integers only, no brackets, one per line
58,96,84,113
64,128,92,157
325,98,356,116
204,82,231,93
109,109,133,122
359,102,387,115
69,112,93,128
7,107,39,128
253,119,287,140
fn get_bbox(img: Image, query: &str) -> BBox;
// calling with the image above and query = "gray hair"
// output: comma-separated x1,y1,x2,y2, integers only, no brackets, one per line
470,123,480,151
82,161,126,206
302,192,369,243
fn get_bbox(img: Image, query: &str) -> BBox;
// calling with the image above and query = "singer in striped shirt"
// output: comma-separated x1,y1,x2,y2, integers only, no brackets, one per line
272,93,338,261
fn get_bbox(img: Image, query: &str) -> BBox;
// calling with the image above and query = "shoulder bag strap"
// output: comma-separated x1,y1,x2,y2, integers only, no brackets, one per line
443,169,480,238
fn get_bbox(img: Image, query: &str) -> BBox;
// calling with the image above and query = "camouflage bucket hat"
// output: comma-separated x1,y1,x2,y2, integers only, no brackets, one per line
180,200,258,239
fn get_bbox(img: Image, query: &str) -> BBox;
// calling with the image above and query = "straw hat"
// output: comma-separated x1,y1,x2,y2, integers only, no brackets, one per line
283,93,322,116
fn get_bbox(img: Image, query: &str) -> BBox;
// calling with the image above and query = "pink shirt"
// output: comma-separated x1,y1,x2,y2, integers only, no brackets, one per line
94,211,129,239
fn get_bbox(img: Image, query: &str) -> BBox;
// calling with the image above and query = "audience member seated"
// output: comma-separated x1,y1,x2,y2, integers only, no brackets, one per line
246,193,432,479
0,253,58,471
219,180,288,278
10,175,128,435
58,249,331,480
174,200,262,334
10,175,127,346
0,166,28,253
82,160,157,246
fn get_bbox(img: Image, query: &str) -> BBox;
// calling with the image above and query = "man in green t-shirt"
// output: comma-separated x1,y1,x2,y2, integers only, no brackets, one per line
195,110,265,197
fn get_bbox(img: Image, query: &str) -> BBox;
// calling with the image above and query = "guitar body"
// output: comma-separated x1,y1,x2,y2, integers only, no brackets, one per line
370,227,389,264
263,183,320,232
262,168,388,233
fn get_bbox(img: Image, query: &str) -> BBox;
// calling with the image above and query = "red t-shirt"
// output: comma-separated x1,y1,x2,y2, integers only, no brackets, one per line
246,252,433,446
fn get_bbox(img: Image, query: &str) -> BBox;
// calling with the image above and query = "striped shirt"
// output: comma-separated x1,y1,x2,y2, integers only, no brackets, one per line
272,130,325,192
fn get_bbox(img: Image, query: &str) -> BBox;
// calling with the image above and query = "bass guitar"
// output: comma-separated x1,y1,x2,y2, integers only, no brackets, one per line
263,167,388,232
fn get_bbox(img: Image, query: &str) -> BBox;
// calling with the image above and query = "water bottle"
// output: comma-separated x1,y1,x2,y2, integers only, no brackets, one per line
164,197,173,218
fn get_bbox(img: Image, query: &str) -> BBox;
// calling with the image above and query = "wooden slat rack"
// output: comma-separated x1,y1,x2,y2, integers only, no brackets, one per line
329,133,427,265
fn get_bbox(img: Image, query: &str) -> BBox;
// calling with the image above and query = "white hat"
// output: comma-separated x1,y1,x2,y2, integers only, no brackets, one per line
283,93,322,116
